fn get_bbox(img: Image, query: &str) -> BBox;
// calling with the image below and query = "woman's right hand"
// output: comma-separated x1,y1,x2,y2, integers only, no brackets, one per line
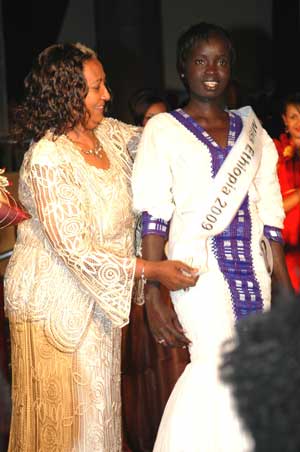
146,259,199,291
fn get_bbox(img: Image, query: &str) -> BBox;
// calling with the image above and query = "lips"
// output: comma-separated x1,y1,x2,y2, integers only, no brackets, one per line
203,81,219,89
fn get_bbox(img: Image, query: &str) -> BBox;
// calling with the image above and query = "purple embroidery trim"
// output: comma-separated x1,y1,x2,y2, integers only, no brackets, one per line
141,211,169,239
170,108,264,320
170,108,240,151
264,225,283,244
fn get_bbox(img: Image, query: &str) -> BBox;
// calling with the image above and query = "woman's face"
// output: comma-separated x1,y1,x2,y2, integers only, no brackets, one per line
184,35,231,102
83,58,111,129
282,103,300,140
142,102,167,126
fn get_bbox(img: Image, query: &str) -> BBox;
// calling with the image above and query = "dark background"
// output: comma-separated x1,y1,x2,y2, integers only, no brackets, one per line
1,0,300,128
0,1,300,451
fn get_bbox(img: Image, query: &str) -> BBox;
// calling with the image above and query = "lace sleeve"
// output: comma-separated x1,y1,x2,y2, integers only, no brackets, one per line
115,120,142,161
30,161,136,327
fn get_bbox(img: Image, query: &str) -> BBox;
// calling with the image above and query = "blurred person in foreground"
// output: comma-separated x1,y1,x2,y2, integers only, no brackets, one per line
4,43,198,452
221,291,300,452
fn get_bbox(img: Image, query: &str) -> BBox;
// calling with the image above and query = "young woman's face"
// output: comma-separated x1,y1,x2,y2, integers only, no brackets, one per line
282,103,300,140
142,102,167,126
184,35,231,102
83,58,111,129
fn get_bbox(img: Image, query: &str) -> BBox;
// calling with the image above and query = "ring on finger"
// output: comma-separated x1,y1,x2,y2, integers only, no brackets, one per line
157,339,166,344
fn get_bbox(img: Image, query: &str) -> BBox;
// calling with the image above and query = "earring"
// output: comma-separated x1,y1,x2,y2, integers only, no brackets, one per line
180,73,185,78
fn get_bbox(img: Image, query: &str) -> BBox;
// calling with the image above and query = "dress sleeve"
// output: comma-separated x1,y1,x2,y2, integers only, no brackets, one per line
253,129,285,229
141,211,169,238
30,140,136,327
114,119,142,162
132,117,175,220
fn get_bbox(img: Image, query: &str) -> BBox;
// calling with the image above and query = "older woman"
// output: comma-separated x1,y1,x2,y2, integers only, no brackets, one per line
4,43,198,452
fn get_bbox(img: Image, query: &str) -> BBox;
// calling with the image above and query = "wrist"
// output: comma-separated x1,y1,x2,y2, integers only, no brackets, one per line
146,280,161,289
144,260,160,281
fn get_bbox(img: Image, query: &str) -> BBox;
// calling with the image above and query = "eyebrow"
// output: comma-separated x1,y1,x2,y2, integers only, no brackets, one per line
89,76,106,86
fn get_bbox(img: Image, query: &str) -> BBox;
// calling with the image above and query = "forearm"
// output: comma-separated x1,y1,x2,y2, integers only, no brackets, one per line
282,188,300,213
270,240,294,295
142,234,166,287
142,234,166,261
140,234,190,347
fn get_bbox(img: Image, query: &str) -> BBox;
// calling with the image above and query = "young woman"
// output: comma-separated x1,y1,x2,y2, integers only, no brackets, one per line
132,23,292,451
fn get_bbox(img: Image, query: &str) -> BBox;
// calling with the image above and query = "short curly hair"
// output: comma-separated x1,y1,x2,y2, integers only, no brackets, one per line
221,292,300,452
13,42,97,142
176,22,235,88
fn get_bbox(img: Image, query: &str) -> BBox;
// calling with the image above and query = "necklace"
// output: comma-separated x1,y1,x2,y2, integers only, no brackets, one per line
68,134,104,159
81,138,103,158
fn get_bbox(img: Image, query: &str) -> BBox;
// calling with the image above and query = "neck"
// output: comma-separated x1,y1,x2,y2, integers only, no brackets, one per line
67,125,100,152
72,124,94,138
290,136,300,149
184,98,227,122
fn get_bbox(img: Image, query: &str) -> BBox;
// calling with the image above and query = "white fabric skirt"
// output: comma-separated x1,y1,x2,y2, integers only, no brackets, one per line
153,270,254,452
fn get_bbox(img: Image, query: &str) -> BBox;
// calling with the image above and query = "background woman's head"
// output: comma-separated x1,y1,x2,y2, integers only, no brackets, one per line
281,93,300,141
176,22,235,90
128,88,168,126
16,43,110,141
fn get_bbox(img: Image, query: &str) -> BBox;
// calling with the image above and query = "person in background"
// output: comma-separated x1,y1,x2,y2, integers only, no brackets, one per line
128,88,169,127
122,87,189,452
221,291,300,452
4,43,198,452
273,93,300,293
225,79,244,110
132,22,293,451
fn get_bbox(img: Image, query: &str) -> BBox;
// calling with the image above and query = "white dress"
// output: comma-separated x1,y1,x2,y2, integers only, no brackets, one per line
132,107,284,452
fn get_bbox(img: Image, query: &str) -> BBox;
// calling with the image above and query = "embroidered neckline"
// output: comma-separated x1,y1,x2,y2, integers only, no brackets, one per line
170,108,240,152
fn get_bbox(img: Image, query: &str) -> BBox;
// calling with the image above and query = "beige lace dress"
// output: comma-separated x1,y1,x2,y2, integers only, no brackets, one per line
4,118,141,452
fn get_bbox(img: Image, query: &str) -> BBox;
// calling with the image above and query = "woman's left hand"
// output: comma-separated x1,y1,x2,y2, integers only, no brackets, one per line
144,284,191,347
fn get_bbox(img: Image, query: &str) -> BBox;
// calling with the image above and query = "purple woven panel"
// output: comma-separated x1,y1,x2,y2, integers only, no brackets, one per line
171,109,264,320
141,211,169,239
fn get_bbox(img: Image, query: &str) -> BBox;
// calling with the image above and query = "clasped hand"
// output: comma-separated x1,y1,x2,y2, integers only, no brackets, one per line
155,259,199,291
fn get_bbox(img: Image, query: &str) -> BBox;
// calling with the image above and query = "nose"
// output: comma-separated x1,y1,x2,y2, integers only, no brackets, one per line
205,61,217,74
101,84,111,101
